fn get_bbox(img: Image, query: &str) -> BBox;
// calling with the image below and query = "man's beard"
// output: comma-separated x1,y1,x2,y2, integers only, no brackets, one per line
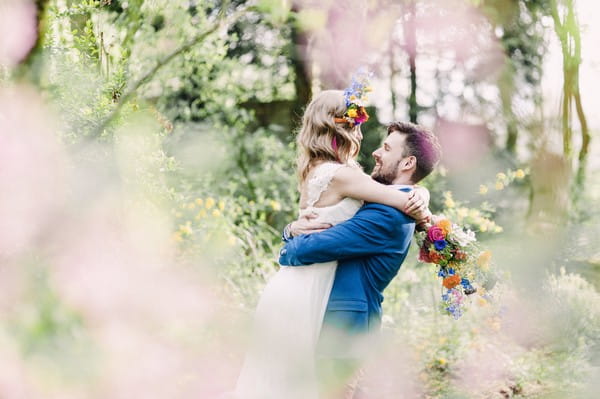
371,160,400,185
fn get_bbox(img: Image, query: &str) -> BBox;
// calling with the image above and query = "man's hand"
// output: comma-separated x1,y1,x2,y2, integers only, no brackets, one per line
289,213,332,237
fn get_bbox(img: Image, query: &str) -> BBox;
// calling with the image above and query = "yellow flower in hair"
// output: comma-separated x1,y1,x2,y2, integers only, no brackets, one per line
349,95,357,102
346,108,358,118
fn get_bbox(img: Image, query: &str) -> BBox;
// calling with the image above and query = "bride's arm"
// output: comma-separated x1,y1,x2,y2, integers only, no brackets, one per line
330,166,430,217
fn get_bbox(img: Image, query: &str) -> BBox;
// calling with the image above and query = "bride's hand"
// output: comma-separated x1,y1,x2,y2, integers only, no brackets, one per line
404,189,429,219
289,213,332,237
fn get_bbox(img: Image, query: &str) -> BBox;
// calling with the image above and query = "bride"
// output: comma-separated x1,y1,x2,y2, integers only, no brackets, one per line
235,82,429,398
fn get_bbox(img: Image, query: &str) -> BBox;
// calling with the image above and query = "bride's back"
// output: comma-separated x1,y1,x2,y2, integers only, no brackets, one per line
298,161,362,225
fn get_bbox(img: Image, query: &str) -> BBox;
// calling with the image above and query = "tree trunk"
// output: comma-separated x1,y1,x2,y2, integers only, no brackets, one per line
403,0,418,124
499,65,518,153
289,19,312,127
389,38,398,120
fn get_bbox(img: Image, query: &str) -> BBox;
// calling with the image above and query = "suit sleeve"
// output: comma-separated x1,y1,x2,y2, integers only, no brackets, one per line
278,204,413,266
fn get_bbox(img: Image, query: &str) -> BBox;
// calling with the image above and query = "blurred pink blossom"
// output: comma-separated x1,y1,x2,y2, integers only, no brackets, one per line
436,118,493,171
0,86,65,257
0,0,38,66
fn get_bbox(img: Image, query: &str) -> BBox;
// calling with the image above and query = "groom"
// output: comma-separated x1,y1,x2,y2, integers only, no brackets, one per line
279,121,441,398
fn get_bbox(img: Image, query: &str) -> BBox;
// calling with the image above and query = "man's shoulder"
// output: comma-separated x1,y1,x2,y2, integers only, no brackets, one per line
358,202,415,224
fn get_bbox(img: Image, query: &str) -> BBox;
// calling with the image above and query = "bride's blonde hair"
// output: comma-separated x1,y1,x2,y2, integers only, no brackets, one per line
296,90,361,183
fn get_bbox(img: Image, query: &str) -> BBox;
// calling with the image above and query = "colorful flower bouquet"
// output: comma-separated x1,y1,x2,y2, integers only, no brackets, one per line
415,218,495,319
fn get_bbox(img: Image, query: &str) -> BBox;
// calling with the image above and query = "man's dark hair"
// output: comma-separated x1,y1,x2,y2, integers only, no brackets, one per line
387,121,442,183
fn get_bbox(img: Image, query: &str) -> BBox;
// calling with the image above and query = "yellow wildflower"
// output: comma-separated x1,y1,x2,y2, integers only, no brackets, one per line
218,200,225,211
437,358,447,366
205,197,215,209
227,235,237,246
187,202,196,210
494,226,503,233
457,207,468,218
515,169,525,179
443,191,455,208
172,232,183,242
270,200,281,211
496,172,507,181
195,209,207,220
195,198,204,206
477,250,492,268
495,181,504,190
179,222,192,235
479,184,488,195
477,297,488,307
212,209,221,217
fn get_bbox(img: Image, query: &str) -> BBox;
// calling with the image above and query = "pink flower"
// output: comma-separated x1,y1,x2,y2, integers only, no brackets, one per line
427,226,445,242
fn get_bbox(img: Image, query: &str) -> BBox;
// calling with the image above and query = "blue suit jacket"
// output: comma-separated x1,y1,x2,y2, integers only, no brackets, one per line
278,195,415,357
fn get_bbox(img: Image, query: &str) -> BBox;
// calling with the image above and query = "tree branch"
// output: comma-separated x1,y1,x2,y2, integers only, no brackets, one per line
91,3,253,137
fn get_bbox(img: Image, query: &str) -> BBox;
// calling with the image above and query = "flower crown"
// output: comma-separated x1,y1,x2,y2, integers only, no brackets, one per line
334,68,373,127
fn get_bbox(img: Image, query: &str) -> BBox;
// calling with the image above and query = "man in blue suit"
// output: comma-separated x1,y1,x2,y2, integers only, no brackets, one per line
279,121,441,398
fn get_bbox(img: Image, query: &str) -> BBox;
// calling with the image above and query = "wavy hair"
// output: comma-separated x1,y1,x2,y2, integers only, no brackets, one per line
296,90,361,184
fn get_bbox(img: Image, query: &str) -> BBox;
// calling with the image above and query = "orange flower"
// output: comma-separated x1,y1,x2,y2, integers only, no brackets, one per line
454,250,467,261
442,274,461,289
428,250,443,264
436,219,452,235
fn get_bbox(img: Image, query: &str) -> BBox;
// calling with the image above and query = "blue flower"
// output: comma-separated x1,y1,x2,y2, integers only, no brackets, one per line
434,240,447,251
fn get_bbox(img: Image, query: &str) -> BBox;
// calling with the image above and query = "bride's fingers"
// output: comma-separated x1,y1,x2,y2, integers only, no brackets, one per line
405,198,422,213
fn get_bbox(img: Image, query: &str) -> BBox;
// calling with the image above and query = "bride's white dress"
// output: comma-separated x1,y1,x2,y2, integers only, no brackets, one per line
235,162,362,399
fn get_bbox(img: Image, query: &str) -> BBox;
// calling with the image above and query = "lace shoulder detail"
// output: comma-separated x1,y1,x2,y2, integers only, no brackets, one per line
306,162,344,208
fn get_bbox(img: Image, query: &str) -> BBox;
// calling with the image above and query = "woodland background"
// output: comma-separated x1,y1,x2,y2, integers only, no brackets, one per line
0,0,599,398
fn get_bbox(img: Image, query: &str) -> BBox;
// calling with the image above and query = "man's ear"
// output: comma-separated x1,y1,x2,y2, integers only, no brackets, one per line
402,155,417,170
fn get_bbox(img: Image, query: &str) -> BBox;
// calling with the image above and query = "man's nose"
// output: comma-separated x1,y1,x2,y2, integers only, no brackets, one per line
372,148,381,159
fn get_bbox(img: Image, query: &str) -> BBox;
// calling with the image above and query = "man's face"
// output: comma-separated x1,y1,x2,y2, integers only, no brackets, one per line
371,132,409,185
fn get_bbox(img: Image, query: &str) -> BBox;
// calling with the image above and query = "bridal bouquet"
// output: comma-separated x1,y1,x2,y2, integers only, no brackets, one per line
415,218,495,319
